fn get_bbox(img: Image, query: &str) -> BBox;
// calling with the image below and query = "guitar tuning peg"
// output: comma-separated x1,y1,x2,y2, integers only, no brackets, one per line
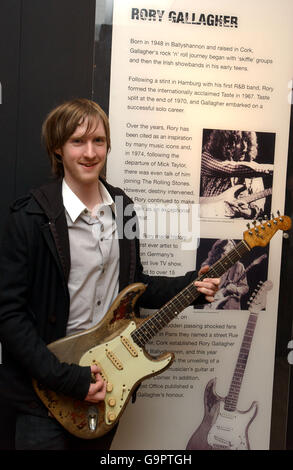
264,215,268,220
277,210,280,216
271,213,275,219
247,223,251,229
252,220,257,226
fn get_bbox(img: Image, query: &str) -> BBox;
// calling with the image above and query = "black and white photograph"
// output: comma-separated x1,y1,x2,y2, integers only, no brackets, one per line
195,237,269,310
199,129,275,220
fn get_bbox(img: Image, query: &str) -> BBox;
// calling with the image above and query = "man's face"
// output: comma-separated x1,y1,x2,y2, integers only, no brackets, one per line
56,117,107,189
233,139,248,161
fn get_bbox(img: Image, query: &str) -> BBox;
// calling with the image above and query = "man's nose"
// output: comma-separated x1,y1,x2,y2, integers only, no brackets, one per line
83,142,96,158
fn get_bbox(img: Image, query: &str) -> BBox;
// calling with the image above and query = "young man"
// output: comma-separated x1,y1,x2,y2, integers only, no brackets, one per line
0,98,219,450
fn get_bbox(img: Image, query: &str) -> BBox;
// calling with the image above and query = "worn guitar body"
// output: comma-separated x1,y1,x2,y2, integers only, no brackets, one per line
186,378,258,450
33,283,174,439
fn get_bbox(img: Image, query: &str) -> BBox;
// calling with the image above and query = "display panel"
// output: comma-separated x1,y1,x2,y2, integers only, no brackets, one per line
94,0,293,450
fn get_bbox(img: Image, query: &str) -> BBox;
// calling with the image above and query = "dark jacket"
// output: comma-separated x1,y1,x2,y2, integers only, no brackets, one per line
0,179,200,416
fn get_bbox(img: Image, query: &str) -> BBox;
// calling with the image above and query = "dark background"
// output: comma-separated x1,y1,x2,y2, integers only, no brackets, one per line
0,0,101,449
0,0,292,450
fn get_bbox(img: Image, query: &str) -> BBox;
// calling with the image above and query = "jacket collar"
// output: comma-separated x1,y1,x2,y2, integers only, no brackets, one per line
28,177,117,220
27,177,136,289
28,178,64,221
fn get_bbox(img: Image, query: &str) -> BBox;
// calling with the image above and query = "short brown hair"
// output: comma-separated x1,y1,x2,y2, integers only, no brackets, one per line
42,98,111,177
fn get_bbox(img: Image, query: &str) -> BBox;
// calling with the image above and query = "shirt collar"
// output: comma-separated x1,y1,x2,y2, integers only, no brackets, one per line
62,179,115,223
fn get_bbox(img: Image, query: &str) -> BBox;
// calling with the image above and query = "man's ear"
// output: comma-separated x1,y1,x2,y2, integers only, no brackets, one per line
54,149,63,163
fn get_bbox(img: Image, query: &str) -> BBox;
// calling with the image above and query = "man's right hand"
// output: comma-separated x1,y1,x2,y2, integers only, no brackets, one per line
84,364,107,403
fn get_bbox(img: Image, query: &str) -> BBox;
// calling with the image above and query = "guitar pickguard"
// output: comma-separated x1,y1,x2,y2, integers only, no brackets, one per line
34,315,174,439
207,400,258,450
79,321,173,426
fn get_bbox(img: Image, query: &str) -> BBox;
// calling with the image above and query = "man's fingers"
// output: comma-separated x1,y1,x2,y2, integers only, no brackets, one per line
194,277,220,301
195,278,220,289
86,376,107,403
90,364,101,374
196,285,217,297
198,264,209,275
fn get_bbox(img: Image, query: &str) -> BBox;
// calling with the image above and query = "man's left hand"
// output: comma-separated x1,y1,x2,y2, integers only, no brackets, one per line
194,265,220,302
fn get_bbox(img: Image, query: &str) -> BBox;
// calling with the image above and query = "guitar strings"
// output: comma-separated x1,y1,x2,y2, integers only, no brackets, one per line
131,240,250,347
224,313,258,411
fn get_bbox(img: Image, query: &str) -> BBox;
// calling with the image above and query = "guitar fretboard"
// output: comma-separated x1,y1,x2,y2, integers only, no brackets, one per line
224,313,258,412
239,188,272,205
131,240,250,348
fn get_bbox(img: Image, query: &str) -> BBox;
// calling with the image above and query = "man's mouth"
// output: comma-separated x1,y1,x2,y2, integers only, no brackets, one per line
79,162,98,167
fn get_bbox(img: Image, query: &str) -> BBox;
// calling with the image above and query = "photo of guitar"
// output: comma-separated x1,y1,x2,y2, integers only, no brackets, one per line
205,253,267,310
33,214,291,439
199,129,275,220
186,280,273,450
200,185,272,219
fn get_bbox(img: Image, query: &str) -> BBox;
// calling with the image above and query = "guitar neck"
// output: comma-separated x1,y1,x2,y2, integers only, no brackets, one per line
239,188,272,205
131,240,250,347
224,312,258,412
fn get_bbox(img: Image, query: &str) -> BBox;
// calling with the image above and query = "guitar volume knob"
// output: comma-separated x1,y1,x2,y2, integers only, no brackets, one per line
106,383,113,393
108,397,116,407
107,411,116,422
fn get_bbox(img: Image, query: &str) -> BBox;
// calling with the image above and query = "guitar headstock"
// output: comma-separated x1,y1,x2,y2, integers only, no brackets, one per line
243,213,291,248
248,280,273,312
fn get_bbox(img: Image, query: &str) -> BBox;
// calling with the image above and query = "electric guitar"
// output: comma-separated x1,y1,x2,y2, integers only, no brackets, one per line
33,214,291,439
200,185,272,218
186,279,273,450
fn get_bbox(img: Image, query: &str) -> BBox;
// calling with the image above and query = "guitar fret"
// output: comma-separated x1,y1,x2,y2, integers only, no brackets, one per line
143,323,156,338
231,376,243,382
239,346,250,352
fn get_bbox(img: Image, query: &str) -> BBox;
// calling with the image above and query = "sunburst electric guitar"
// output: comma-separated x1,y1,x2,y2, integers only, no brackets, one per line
33,214,291,439
186,279,273,450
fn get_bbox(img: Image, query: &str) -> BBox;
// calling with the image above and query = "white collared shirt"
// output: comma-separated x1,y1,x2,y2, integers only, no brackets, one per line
62,179,119,335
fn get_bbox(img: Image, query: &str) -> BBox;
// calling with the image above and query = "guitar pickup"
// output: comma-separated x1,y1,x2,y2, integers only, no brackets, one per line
106,349,124,370
120,335,138,357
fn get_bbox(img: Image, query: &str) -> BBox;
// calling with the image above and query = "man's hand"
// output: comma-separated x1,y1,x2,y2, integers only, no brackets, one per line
223,283,239,296
227,200,260,219
84,365,107,403
194,265,220,302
